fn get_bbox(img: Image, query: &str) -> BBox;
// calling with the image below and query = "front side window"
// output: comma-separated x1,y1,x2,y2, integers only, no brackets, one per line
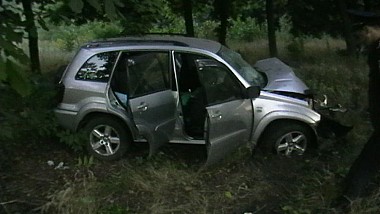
196,59,243,105
76,51,119,82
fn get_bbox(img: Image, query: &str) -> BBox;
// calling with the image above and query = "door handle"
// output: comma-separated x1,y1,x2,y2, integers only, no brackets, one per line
137,103,148,111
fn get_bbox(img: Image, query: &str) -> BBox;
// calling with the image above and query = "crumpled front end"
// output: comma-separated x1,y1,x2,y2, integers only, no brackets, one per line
254,57,352,140
313,95,353,139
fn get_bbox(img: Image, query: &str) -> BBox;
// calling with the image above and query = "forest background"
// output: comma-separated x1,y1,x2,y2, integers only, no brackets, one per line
1,0,380,213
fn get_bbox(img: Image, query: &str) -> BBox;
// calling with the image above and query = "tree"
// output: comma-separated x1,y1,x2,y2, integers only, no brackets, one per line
337,0,356,55
20,0,41,73
286,0,380,55
166,0,196,36
0,0,128,96
213,0,232,45
183,0,194,36
266,0,277,57
51,0,165,35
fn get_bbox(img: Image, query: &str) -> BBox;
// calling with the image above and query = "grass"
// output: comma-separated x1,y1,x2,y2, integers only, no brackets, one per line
41,148,281,213
4,35,378,213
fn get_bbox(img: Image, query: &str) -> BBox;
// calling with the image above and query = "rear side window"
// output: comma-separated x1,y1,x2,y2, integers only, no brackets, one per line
126,52,170,97
75,51,119,82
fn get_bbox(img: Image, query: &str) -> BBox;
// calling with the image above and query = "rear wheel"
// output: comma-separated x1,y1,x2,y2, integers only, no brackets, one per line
84,117,131,160
259,121,315,157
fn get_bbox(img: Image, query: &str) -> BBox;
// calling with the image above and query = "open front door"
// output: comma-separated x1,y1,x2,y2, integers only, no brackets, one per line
205,99,253,166
113,51,176,156
194,58,254,166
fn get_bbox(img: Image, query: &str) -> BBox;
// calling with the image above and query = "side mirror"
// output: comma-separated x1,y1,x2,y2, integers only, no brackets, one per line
246,86,260,99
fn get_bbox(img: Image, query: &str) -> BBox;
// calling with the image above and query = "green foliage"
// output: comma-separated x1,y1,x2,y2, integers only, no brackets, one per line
3,61,32,97
0,73,60,170
149,3,186,35
195,20,219,40
228,17,267,42
68,0,85,13
281,205,311,214
0,2,33,96
51,0,163,34
224,191,234,199
57,130,87,152
0,76,58,141
285,0,379,39
43,21,122,51
77,155,95,168
67,0,124,20
2,1,379,211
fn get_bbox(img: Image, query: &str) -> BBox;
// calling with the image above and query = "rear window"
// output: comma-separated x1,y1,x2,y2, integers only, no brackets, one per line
75,51,119,82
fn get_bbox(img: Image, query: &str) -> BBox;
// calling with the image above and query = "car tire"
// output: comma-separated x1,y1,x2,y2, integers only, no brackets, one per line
84,117,131,161
259,121,315,157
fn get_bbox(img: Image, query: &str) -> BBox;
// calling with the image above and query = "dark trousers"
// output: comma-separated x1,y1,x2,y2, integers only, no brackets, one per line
343,130,380,198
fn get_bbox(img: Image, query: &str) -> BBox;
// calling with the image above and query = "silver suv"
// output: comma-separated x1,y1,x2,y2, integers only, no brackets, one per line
55,36,320,165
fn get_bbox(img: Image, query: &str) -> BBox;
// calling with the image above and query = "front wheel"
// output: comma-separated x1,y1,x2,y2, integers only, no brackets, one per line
84,117,131,160
259,121,315,157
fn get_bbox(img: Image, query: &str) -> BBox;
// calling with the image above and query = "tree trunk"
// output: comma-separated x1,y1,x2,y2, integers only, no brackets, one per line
266,0,278,57
214,0,230,45
337,0,356,56
21,0,40,73
183,0,194,37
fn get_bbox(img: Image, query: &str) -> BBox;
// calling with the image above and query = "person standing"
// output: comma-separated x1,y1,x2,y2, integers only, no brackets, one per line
340,12,380,200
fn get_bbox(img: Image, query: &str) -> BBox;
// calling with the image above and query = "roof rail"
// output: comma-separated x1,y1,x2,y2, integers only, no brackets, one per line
140,32,191,36
86,36,190,48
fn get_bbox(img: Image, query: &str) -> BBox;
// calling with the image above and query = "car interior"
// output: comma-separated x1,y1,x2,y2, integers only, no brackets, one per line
175,53,207,139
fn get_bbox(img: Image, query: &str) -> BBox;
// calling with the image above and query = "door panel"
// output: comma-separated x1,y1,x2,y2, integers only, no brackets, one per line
129,90,176,155
205,99,253,166
192,57,254,166
112,51,176,156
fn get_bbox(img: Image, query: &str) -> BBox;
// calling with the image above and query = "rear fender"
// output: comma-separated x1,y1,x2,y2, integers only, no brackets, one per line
76,102,138,139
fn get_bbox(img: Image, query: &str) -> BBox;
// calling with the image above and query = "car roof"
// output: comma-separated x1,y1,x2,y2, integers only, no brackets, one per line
84,35,222,53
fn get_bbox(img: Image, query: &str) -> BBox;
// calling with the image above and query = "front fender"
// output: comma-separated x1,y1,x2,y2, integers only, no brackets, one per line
251,110,320,143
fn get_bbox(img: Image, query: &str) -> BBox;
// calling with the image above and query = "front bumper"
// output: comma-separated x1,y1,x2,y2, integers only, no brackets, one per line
313,96,353,139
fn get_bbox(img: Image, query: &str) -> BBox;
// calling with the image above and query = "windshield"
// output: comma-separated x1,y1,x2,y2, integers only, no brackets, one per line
217,46,265,87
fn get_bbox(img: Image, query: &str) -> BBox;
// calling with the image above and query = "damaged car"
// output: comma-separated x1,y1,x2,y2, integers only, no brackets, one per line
54,35,349,166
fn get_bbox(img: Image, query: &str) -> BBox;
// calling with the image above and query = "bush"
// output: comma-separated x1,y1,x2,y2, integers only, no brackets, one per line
286,37,305,57
0,74,60,164
228,17,267,42
195,20,219,40
41,21,123,51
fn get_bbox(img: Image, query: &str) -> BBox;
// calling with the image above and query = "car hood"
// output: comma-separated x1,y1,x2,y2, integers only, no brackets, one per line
254,58,309,95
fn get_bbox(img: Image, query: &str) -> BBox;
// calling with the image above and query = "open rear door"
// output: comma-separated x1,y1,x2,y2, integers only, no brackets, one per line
113,51,176,156
129,91,176,156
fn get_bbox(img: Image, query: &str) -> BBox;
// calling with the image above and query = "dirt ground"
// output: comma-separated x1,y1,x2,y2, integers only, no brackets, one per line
0,138,346,214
